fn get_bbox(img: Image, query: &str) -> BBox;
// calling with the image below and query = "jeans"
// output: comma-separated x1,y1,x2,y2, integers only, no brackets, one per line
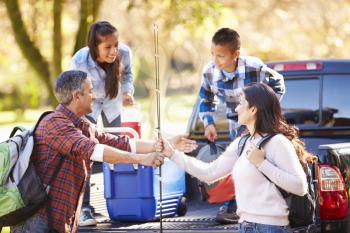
11,214,49,233
82,112,120,210
239,221,292,233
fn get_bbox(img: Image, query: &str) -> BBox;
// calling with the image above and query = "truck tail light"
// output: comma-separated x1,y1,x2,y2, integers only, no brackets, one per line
319,165,348,220
271,62,323,72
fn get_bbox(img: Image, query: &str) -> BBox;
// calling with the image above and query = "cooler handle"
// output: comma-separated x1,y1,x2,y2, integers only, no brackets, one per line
99,126,140,171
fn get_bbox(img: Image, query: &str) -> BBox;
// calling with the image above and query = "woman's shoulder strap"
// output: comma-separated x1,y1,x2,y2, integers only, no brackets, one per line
238,134,250,156
256,134,277,149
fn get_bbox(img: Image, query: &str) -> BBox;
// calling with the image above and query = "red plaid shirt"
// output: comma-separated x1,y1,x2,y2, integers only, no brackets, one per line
32,104,130,233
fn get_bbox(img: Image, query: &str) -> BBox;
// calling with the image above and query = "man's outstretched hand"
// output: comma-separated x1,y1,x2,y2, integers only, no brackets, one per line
138,152,165,168
151,135,197,161
159,138,176,158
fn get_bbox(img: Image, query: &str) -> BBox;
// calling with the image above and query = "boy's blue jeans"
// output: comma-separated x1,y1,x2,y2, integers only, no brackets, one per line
239,221,292,233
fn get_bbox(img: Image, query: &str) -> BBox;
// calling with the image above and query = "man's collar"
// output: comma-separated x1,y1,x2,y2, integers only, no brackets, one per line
56,104,84,127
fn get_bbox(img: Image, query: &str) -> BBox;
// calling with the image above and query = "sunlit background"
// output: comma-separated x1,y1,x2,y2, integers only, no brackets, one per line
0,0,350,143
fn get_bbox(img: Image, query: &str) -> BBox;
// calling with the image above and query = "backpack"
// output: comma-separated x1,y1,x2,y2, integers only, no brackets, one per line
238,134,316,229
0,111,63,227
196,142,235,203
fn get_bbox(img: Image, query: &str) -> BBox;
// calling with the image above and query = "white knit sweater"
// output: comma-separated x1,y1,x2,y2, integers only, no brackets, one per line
171,134,308,226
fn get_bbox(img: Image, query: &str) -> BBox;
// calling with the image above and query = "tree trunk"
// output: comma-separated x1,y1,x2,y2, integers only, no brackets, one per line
53,0,62,78
3,0,58,106
73,0,103,54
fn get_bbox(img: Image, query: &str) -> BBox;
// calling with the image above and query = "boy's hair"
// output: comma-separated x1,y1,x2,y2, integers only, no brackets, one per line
212,28,240,51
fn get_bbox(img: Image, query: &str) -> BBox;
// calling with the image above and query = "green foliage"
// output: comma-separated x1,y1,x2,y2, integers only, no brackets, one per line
0,71,44,112
1,0,103,108
1,0,350,118
133,57,152,97
162,0,225,31
1,227,10,233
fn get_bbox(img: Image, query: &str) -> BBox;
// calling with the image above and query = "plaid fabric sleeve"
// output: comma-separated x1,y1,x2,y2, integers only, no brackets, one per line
198,66,216,127
44,117,98,161
259,65,286,99
95,131,131,152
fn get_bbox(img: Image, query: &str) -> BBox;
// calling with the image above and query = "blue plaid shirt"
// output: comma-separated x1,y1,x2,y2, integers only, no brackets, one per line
199,56,285,135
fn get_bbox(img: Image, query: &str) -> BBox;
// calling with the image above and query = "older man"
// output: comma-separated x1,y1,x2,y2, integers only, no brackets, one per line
10,70,192,233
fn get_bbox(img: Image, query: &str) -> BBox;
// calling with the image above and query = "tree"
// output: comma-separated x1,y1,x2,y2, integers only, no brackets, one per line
2,0,103,106
119,0,226,137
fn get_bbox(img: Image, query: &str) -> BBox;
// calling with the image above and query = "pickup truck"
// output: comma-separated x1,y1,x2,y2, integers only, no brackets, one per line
81,60,350,233
186,60,350,233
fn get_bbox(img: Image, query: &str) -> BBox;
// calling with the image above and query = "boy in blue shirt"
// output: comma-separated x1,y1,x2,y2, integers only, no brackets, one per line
198,28,285,223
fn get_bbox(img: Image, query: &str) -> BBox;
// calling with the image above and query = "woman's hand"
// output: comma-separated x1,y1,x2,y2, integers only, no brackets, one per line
153,135,197,158
122,93,134,106
245,142,265,167
169,135,198,153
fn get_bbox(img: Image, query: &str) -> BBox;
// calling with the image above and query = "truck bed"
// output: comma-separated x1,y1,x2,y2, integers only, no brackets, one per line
79,164,320,233
79,168,239,233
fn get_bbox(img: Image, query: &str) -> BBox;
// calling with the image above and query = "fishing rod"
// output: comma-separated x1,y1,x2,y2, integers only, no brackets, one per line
153,23,163,233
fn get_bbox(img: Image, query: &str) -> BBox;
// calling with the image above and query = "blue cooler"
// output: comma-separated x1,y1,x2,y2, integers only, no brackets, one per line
103,158,187,221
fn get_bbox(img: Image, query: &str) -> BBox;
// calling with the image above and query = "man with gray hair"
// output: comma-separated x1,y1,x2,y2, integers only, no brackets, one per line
10,70,196,233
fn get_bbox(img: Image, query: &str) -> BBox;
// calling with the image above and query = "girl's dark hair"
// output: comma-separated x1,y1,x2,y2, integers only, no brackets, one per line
88,21,120,99
243,82,316,164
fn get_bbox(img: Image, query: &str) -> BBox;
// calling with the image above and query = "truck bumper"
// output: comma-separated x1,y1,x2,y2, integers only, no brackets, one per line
321,218,347,233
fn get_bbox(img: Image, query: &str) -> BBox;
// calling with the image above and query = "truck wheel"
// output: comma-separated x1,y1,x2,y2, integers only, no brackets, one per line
177,197,187,216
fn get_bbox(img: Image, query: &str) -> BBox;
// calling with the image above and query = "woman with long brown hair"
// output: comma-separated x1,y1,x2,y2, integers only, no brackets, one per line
161,82,313,233
70,21,135,226
71,21,134,125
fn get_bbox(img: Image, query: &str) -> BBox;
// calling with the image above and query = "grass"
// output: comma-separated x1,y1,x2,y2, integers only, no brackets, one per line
0,94,197,141
0,108,51,126
1,227,10,233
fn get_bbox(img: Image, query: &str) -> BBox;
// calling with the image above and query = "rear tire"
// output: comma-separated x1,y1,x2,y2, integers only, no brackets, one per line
177,197,187,217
